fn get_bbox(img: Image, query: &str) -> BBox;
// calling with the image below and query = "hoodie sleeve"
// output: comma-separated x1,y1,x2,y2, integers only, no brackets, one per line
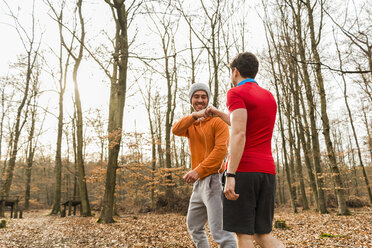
194,118,229,177
172,115,196,137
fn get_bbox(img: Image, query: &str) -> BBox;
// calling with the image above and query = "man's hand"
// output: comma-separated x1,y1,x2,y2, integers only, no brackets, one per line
183,170,200,184
205,106,231,125
192,109,206,120
194,117,205,125
224,177,239,200
205,106,218,117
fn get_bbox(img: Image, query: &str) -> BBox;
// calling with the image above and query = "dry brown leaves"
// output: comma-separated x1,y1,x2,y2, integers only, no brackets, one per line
0,207,371,247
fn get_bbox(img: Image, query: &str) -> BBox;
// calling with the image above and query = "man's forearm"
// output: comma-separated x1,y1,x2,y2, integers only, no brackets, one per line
215,109,231,126
227,132,245,174
172,115,195,136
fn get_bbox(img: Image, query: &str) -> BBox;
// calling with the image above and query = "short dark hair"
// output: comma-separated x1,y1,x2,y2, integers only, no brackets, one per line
229,52,259,78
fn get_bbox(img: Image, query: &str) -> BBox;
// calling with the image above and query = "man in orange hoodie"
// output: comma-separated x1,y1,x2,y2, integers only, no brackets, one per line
172,83,237,248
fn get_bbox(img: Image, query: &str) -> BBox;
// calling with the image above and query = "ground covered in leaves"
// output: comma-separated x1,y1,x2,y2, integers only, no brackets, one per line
0,207,371,247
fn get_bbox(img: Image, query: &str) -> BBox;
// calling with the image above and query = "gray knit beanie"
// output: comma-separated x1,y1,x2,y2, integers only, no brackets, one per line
189,83,211,104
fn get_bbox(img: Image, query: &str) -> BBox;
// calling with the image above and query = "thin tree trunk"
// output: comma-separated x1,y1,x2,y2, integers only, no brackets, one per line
277,92,297,213
164,37,173,195
1,51,33,214
336,38,372,204
348,135,359,196
0,87,5,162
72,114,78,199
361,106,372,162
275,143,284,205
285,98,298,204
288,0,327,213
294,124,309,210
305,0,349,215
70,0,91,216
50,9,70,214
292,72,317,209
25,88,38,210
264,25,297,212
51,86,64,214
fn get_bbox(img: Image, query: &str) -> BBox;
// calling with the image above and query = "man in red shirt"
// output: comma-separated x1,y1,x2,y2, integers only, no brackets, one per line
206,52,284,248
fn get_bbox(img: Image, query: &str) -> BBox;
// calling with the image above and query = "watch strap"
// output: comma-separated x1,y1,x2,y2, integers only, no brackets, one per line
226,172,236,178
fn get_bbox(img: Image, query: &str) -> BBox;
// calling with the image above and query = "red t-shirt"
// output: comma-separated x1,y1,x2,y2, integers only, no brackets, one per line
226,81,277,175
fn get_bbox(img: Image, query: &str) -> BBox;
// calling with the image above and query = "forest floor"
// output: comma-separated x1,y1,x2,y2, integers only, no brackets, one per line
0,207,371,247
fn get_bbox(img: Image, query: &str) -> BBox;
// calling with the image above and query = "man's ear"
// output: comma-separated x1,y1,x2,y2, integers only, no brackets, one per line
233,67,241,78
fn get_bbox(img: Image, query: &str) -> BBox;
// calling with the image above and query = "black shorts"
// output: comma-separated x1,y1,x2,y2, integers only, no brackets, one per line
222,172,276,235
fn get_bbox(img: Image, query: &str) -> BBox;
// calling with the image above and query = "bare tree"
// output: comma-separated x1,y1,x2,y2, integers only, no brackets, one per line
98,0,142,223
262,6,297,212
176,0,227,107
334,33,372,204
45,0,74,214
286,0,328,213
137,75,158,209
146,1,180,195
0,0,42,217
304,0,349,215
49,0,91,216
24,70,45,210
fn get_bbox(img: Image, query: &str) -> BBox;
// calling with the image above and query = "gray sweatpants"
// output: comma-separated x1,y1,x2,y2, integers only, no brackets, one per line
187,173,237,248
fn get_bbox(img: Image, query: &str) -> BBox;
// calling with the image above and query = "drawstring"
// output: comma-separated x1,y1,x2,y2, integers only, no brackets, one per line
197,119,230,175
199,121,208,159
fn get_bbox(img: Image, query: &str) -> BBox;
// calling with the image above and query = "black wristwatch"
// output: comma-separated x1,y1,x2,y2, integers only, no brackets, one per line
226,172,236,178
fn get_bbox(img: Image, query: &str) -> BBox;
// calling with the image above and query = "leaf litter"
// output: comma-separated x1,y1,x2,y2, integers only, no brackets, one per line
0,207,371,247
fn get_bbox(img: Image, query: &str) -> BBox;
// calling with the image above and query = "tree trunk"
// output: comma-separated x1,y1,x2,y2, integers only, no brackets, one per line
264,26,297,212
164,41,173,195
25,90,37,210
55,0,90,216
275,143,284,205
50,86,64,214
50,13,69,214
336,41,372,204
348,135,359,197
72,114,79,199
305,0,349,215
1,50,33,216
284,97,298,204
99,0,128,224
151,128,156,210
0,87,5,163
292,71,316,209
61,0,88,216
294,124,309,210
289,0,327,213
361,106,372,163
277,90,297,213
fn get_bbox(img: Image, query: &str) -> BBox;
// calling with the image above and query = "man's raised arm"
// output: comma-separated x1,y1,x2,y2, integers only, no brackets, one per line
205,106,231,126
172,109,208,137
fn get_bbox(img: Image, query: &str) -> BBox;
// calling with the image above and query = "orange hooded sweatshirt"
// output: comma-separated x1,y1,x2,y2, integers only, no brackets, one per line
172,115,229,179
